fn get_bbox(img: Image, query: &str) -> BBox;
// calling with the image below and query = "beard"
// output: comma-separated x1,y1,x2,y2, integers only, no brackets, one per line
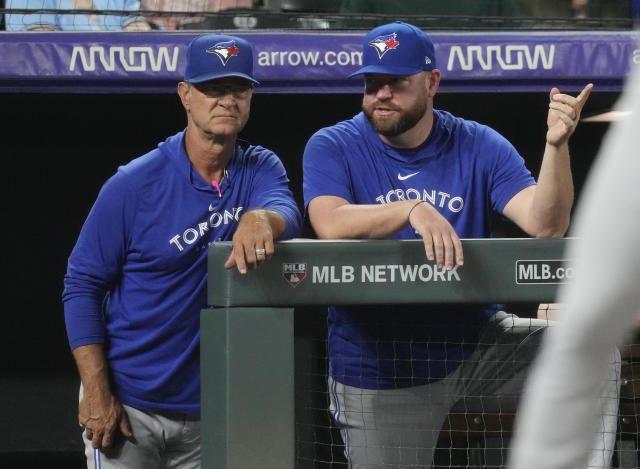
363,98,427,138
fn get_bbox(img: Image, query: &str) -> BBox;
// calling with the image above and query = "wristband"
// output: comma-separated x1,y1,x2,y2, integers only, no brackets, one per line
407,200,426,226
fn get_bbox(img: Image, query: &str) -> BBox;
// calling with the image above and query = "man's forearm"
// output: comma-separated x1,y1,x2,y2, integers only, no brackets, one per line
73,344,111,395
529,142,574,237
311,199,420,239
525,84,592,237
242,209,287,239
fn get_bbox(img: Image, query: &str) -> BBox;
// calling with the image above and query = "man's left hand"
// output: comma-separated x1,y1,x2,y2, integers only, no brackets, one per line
546,83,593,147
224,209,276,274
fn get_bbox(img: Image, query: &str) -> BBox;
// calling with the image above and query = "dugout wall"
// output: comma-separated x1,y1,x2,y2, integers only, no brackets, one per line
201,238,568,469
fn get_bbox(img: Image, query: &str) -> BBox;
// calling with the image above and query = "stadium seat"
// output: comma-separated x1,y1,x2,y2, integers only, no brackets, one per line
177,8,288,29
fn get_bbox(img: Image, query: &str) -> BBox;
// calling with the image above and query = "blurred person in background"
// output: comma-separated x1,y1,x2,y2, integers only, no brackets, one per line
510,4,640,468
570,0,633,19
509,60,640,469
141,0,255,30
337,0,521,28
5,0,150,30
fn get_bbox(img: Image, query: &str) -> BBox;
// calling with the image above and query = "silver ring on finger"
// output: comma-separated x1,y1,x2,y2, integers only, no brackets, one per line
255,248,266,256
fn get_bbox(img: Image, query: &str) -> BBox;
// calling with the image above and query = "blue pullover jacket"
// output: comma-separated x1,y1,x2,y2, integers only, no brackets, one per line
63,129,301,413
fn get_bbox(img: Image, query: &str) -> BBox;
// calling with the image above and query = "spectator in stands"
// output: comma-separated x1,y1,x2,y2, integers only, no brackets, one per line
5,0,150,31
338,0,521,28
62,33,301,468
519,0,633,20
572,0,590,18
570,0,633,19
302,21,619,469
141,0,255,30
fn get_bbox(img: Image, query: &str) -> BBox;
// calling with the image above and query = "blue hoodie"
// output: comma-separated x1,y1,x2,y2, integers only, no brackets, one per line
63,129,301,413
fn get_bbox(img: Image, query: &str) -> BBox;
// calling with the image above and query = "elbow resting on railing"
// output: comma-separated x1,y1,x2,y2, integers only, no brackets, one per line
531,217,571,239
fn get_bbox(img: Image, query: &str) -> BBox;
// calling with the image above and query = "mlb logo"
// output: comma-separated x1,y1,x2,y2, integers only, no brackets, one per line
283,262,307,288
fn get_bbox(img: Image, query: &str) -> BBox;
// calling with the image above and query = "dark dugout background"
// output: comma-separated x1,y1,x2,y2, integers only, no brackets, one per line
1,89,618,467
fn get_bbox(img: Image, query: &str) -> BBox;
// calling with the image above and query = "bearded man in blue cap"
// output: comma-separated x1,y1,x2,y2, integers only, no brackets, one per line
303,21,619,468
63,34,301,468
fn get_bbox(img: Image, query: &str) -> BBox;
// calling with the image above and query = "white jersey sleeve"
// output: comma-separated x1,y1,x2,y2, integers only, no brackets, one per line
509,68,640,469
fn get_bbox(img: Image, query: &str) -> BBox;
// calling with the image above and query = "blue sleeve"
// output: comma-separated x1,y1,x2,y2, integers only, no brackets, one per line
247,149,302,240
123,0,142,11
302,128,354,208
481,126,536,214
6,0,58,30
118,0,143,26
93,0,141,29
62,171,136,350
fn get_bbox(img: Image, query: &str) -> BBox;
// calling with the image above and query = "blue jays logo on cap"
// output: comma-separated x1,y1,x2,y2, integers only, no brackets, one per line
207,40,240,66
368,33,399,59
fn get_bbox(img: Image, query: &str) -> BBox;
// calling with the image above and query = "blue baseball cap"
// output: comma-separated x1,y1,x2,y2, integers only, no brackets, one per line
184,34,259,85
349,21,436,78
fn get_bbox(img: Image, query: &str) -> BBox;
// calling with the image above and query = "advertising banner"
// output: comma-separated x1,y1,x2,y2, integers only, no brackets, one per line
0,31,638,93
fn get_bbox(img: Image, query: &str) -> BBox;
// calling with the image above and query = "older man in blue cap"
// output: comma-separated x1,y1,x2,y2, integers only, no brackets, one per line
303,21,618,468
62,34,301,469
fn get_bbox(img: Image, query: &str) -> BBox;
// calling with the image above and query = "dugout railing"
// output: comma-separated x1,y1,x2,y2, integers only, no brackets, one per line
200,237,625,469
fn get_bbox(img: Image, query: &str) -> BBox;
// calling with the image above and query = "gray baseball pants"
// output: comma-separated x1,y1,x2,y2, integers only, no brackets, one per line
329,311,620,469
